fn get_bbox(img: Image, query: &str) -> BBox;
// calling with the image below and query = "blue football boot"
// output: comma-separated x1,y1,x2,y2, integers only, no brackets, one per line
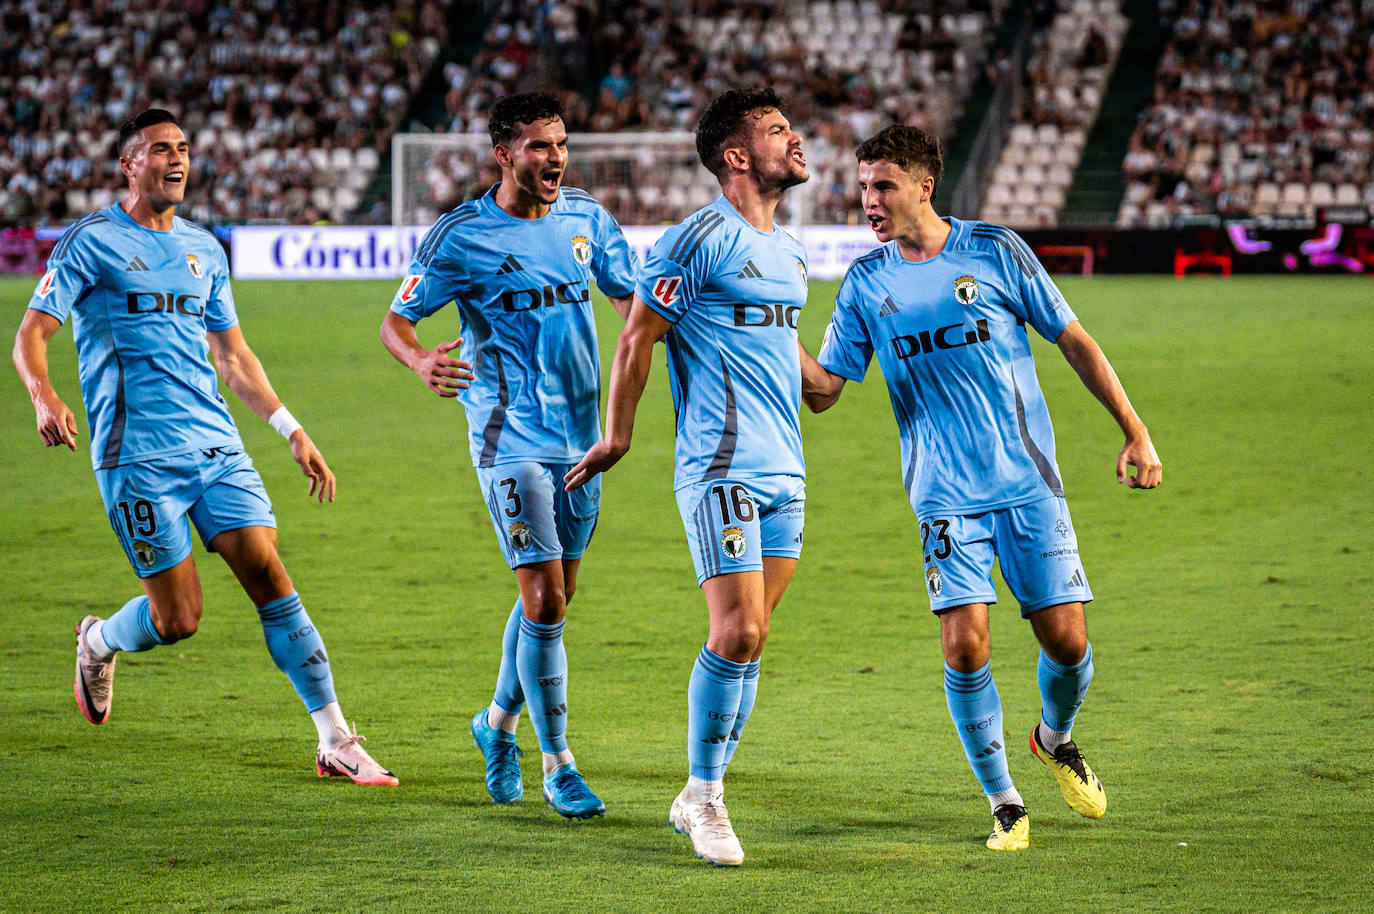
542,763,606,819
470,709,523,804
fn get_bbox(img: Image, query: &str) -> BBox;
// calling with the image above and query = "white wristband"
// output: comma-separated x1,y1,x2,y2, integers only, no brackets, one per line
268,405,302,440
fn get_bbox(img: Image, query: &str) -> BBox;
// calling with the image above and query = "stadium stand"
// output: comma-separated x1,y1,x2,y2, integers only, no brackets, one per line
424,0,1009,225
977,0,1130,229
1117,0,1374,228
0,0,448,226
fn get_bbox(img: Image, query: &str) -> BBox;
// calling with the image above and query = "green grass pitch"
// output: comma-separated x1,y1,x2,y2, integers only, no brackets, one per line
1,275,1370,912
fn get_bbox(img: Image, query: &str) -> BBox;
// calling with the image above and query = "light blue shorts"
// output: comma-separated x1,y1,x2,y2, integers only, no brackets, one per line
95,447,275,578
675,474,805,586
476,462,600,570
920,496,1092,616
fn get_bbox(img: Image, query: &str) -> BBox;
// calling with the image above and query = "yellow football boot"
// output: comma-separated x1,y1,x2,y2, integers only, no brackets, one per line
1030,726,1106,819
987,803,1029,851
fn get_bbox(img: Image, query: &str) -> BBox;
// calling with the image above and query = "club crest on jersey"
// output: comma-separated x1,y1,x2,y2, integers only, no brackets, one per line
133,540,157,567
36,268,58,298
398,274,422,303
926,565,943,597
507,521,532,551
186,254,203,279
571,234,592,266
653,276,681,305
953,274,979,305
720,526,747,559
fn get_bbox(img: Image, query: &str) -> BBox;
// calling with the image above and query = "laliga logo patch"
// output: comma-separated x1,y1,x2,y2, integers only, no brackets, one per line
653,276,681,305
571,234,592,266
186,253,203,279
954,274,979,305
36,268,58,298
926,565,943,597
720,526,746,559
133,540,157,567
507,521,532,551
398,274,422,303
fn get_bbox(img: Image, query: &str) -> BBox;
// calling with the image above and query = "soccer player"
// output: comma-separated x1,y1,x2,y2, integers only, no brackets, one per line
799,125,1162,850
12,109,397,786
380,91,637,819
564,88,810,866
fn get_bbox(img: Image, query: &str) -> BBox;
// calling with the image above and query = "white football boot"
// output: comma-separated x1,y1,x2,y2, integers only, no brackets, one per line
669,786,745,866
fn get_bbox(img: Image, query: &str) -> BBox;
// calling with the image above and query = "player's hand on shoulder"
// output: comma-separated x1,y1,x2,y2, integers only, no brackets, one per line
34,390,78,451
288,429,337,503
563,439,626,492
416,338,474,398
1118,431,1162,489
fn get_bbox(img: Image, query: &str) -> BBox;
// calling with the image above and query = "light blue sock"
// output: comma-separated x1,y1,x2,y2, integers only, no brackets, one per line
945,662,1013,795
1038,642,1093,733
492,598,525,714
516,616,568,753
100,595,172,651
722,657,760,769
256,592,336,713
687,645,747,781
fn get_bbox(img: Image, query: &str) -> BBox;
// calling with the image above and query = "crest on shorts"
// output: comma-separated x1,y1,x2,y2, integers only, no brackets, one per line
1055,518,1069,539
186,253,204,280
571,234,592,266
507,521,532,551
926,565,943,597
953,274,979,305
721,526,746,559
653,276,681,305
133,540,157,567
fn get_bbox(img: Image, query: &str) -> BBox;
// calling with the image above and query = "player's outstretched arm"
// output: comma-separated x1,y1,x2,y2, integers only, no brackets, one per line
13,309,79,451
799,341,846,413
207,326,336,503
1056,321,1162,489
564,294,671,491
379,311,474,398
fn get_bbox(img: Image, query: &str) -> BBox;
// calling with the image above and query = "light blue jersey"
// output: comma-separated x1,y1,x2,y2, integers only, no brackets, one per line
26,203,242,469
817,217,1077,516
390,184,638,467
637,195,809,490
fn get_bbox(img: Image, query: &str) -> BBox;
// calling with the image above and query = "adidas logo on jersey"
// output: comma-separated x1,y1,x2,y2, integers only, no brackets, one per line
878,296,900,317
736,260,763,279
125,257,149,272
497,254,525,274
1067,569,1085,589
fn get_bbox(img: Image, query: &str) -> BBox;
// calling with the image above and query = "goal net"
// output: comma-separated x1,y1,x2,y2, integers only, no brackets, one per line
391,131,816,228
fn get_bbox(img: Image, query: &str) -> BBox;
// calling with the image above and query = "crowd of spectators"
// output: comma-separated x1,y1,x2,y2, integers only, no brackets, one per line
0,0,447,227
1119,0,1374,227
415,0,1007,225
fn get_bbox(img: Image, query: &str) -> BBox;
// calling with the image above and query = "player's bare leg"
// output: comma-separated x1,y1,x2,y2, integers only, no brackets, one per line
213,526,396,786
1027,601,1104,817
74,556,202,725
939,604,1028,849
673,557,796,865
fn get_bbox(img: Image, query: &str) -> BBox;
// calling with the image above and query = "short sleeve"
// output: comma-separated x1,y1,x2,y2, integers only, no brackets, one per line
996,230,1077,342
390,236,465,322
591,206,637,299
203,245,239,331
816,274,873,383
27,235,99,324
634,214,724,323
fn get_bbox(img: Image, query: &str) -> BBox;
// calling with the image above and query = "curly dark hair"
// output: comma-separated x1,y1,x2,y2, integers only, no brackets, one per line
695,88,786,179
855,125,944,191
116,109,180,158
488,91,565,147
